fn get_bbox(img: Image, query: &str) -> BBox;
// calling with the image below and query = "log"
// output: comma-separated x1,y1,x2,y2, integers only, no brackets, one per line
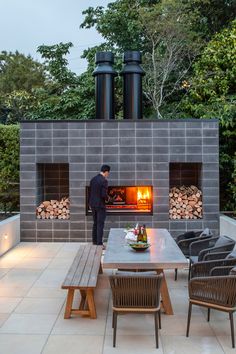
169,185,202,220
36,196,70,220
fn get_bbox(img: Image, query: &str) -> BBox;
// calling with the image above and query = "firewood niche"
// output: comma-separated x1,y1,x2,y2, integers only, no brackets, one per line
36,163,69,220
169,163,203,220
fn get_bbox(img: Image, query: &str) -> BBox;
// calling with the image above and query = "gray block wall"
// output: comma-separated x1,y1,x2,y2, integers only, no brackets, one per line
20,119,219,241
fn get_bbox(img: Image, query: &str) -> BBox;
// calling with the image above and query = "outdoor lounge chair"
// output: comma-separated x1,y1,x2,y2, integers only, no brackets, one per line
109,272,163,348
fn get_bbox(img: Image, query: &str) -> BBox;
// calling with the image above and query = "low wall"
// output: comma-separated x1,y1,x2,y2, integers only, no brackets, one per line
0,214,20,256
220,214,236,242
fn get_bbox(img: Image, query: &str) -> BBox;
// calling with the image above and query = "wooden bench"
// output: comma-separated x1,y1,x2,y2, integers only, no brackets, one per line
61,244,103,319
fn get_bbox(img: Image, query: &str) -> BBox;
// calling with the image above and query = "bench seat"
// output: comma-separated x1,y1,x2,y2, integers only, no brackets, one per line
61,244,103,319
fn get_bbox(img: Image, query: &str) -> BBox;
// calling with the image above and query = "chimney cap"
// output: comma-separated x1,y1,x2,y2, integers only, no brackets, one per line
123,51,142,63
95,51,114,64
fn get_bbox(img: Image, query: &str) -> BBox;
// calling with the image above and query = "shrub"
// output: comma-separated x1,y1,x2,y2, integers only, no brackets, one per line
0,124,19,213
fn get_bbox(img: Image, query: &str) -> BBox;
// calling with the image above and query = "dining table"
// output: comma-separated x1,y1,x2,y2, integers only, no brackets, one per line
103,228,188,315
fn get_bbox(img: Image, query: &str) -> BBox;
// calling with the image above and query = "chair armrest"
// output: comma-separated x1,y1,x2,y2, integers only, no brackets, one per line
199,243,235,261
189,276,236,308
210,266,235,276
203,251,232,261
190,258,236,279
189,237,219,257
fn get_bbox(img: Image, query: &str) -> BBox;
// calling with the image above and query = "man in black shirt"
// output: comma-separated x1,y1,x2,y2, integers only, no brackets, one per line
89,165,110,248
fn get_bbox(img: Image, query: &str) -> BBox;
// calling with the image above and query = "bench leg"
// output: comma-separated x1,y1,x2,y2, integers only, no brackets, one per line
79,290,87,310
64,289,75,319
99,262,103,274
86,289,97,319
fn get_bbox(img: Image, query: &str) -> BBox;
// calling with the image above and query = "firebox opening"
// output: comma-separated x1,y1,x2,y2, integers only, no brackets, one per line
86,185,153,215
169,163,203,220
36,163,70,220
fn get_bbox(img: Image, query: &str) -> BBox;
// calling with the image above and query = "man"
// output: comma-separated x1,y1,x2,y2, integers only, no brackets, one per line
89,165,110,248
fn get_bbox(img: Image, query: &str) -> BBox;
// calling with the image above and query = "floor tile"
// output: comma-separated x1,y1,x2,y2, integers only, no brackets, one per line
0,334,47,354
0,313,57,334
26,286,66,298
103,335,164,354
47,257,73,269
42,334,103,354
0,297,22,313
33,269,68,288
0,269,42,288
0,286,30,297
0,313,10,327
161,335,224,354
106,313,160,336
216,336,236,353
0,269,10,279
14,297,65,314
14,257,52,269
52,310,107,335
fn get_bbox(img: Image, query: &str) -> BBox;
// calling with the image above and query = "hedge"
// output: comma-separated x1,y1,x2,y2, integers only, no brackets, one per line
0,124,19,213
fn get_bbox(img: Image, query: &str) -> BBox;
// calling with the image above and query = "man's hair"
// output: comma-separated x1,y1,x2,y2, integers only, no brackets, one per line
101,164,111,173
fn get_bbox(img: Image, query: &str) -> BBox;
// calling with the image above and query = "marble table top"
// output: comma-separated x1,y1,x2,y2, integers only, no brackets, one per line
103,228,188,269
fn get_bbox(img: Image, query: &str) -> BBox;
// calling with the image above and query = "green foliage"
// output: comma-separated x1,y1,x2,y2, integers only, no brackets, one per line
0,125,19,213
37,42,78,93
182,20,236,210
0,51,46,94
0,51,47,124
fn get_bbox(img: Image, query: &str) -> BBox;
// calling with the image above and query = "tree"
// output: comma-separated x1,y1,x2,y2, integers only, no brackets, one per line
182,20,236,210
0,51,47,123
81,0,236,118
0,51,46,94
26,42,95,120
37,42,78,93
139,1,202,118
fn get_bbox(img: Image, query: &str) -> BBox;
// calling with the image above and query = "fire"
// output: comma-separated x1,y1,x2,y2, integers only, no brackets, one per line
137,188,151,204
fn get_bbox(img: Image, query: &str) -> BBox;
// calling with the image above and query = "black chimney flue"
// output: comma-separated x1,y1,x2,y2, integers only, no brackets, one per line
121,51,145,119
93,52,117,119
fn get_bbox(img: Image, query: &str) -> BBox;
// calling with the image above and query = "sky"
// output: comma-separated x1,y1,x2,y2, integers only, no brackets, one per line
0,0,111,74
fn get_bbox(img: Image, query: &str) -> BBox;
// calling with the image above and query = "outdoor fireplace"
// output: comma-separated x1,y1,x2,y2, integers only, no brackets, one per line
86,186,153,215
20,119,219,241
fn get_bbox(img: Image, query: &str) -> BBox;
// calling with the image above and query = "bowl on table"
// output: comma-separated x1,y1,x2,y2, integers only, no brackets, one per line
129,242,151,252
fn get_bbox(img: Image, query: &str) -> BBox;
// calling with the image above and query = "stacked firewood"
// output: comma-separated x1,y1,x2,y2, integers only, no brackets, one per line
36,197,70,219
169,185,202,220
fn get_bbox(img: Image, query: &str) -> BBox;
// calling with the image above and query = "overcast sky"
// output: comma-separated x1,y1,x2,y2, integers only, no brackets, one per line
0,0,111,74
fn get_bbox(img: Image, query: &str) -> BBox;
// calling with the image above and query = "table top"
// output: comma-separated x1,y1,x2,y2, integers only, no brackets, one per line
103,228,188,270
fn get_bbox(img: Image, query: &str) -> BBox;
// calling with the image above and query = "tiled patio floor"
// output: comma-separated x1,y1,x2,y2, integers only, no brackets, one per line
0,242,234,354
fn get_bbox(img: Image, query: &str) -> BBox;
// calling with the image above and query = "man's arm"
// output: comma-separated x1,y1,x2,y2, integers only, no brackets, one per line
101,179,108,200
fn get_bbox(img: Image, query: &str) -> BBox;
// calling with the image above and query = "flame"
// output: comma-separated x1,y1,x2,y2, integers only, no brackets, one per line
137,188,151,204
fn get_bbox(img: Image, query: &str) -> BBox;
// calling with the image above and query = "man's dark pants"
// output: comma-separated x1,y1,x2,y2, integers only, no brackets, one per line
91,207,106,245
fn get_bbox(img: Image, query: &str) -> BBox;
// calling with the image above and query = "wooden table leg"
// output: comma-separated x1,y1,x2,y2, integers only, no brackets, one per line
64,289,75,319
156,269,174,315
86,289,97,319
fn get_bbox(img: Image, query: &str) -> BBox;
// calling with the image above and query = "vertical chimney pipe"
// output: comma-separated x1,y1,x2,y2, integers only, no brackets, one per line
93,52,117,119
121,51,145,119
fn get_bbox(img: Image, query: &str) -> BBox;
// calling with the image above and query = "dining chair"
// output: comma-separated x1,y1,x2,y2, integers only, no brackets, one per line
186,275,236,348
174,228,213,280
188,235,235,279
109,272,163,348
